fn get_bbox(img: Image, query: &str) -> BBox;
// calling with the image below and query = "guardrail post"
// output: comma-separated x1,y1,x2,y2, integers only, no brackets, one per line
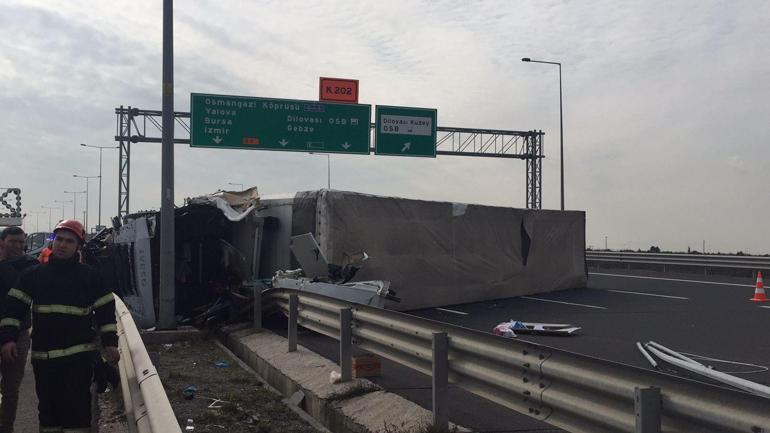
432,332,449,430
635,386,661,433
253,285,262,331
339,308,352,382
288,294,298,352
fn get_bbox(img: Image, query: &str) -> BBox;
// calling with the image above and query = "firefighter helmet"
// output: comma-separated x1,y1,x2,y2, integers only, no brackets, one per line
53,219,86,242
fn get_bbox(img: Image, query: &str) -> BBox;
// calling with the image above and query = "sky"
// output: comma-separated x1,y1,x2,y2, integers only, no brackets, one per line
1,0,769,254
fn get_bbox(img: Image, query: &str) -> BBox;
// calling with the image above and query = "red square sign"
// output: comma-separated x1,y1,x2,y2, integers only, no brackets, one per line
319,77,359,103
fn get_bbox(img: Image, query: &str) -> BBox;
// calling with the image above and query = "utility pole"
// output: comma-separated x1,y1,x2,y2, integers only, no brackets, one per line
158,0,176,329
54,200,71,222
81,143,118,229
74,174,98,232
40,205,59,232
522,57,564,210
64,191,86,220
605,236,608,250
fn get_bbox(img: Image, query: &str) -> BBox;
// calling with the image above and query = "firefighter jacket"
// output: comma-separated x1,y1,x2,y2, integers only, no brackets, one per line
0,254,39,330
0,255,118,361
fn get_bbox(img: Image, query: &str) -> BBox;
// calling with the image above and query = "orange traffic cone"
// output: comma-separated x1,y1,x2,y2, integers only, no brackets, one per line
750,272,768,302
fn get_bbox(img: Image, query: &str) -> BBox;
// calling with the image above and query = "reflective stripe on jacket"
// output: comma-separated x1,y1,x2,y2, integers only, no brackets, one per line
0,255,118,358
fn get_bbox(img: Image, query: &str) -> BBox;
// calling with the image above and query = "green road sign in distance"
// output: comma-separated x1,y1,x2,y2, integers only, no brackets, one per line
375,105,437,157
190,93,371,155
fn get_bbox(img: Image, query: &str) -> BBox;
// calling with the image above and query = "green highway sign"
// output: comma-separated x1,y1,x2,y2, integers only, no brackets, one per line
190,93,371,154
374,105,437,157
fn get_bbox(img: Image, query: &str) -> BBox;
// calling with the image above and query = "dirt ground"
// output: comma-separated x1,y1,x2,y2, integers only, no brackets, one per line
97,387,129,433
142,336,319,433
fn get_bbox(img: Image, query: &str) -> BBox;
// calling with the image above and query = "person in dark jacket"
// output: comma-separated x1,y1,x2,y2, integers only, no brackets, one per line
0,220,119,433
0,226,38,433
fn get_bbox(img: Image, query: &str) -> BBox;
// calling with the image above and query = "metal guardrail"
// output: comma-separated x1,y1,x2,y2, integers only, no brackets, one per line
115,296,182,433
261,289,770,433
586,251,770,271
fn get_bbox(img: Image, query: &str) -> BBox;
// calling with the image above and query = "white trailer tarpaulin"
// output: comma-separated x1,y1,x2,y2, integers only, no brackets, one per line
262,190,586,311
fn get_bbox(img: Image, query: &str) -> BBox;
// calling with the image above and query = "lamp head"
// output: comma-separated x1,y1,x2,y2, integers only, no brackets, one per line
521,57,531,62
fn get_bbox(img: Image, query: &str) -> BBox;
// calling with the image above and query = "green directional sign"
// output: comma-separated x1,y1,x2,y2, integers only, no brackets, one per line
375,105,437,157
190,93,371,154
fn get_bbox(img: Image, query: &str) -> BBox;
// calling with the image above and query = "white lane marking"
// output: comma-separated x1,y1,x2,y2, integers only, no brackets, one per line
435,307,469,316
760,306,770,309
606,289,689,300
521,296,607,310
590,272,755,287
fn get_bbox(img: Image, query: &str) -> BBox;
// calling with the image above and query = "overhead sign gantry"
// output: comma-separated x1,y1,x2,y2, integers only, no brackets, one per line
190,93,371,155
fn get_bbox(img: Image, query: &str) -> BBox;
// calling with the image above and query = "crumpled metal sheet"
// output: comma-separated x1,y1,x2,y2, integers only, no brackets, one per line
273,277,392,308
187,187,260,222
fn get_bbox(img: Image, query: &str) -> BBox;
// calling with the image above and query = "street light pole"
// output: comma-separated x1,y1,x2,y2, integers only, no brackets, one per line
54,200,71,221
74,175,99,233
54,200,72,219
522,57,565,210
40,205,59,232
158,0,176,329
63,190,86,220
81,143,118,229
28,211,42,232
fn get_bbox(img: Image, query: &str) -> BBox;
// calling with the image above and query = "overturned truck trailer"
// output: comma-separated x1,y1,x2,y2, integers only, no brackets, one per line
93,189,264,328
258,190,587,311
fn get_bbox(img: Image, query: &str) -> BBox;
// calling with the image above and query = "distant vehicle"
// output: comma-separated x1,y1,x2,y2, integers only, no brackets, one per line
25,232,51,258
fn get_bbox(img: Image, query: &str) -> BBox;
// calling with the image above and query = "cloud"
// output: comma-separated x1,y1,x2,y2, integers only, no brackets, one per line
2,0,770,253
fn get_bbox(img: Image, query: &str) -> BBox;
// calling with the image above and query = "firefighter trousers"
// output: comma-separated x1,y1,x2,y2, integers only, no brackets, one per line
0,329,30,433
31,351,94,433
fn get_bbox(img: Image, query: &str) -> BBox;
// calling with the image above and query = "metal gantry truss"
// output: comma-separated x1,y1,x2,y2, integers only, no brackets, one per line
115,106,543,218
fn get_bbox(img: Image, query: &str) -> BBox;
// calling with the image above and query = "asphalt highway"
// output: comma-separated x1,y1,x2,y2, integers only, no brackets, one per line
271,271,770,433
414,271,770,386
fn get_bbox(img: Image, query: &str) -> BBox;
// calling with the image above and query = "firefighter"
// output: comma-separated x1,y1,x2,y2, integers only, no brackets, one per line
0,227,38,433
0,220,119,433
37,238,53,264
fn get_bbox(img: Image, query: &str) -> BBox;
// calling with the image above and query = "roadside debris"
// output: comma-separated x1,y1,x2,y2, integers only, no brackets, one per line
183,384,198,400
352,354,382,378
492,320,580,337
214,361,229,368
329,371,342,384
635,342,658,369
639,341,770,399
150,337,318,433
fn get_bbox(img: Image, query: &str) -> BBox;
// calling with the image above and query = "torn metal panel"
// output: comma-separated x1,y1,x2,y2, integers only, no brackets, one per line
187,186,260,222
493,320,580,337
289,233,329,279
112,216,157,328
273,277,393,308
644,343,770,399
273,232,397,307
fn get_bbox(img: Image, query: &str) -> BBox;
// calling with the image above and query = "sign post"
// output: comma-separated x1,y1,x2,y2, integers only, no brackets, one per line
319,77,359,104
375,105,437,157
0,188,22,226
190,93,371,155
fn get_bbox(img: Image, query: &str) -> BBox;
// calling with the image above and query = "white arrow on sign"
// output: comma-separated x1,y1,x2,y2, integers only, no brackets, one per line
279,138,289,147
341,142,351,150
213,136,223,144
401,142,411,152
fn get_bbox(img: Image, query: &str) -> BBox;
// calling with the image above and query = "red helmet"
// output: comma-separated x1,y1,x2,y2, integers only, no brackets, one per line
54,219,86,242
